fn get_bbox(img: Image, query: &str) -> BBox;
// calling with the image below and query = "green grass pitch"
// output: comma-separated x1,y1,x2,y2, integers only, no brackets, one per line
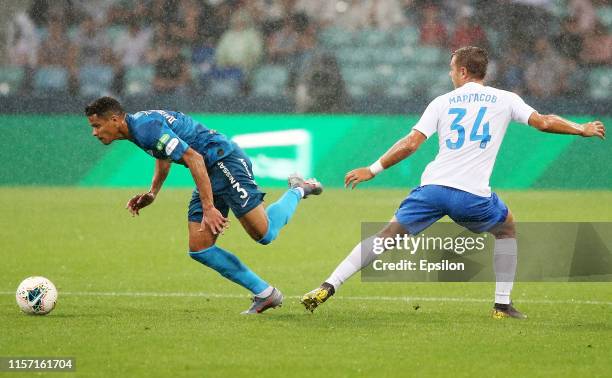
1,188,611,377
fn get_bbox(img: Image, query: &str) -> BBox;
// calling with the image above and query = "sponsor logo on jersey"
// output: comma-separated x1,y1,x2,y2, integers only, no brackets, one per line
156,134,171,151
165,138,179,155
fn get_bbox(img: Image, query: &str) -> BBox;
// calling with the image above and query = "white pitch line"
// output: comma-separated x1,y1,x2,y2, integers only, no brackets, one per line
2,291,611,306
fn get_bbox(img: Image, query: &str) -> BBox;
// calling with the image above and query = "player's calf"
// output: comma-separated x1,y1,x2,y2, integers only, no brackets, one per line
189,245,274,308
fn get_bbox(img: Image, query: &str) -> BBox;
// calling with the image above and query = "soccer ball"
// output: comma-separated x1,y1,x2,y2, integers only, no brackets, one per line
15,276,58,315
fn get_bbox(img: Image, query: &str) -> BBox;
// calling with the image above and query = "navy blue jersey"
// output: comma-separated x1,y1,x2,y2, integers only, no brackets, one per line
125,110,234,167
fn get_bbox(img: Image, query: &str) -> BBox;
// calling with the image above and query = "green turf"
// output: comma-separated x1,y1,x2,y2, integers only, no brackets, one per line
0,188,611,377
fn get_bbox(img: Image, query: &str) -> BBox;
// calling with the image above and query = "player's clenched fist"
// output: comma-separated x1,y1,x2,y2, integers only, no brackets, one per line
126,192,156,216
581,121,606,139
345,167,374,189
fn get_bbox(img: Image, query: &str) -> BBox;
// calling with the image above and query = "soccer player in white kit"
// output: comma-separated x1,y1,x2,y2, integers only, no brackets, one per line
301,46,606,319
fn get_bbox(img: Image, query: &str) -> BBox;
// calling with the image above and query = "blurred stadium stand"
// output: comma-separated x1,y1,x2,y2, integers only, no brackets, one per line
33,66,69,94
0,65,23,96
0,0,610,114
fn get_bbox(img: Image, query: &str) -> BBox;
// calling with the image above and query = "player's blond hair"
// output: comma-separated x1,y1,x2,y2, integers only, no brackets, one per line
452,46,488,80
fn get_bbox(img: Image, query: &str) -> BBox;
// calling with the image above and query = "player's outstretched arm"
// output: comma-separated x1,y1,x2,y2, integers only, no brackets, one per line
528,112,606,139
345,130,427,189
182,148,228,235
126,159,171,216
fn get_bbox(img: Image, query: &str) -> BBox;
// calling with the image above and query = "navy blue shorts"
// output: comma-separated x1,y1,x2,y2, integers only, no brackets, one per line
188,146,265,222
395,185,509,234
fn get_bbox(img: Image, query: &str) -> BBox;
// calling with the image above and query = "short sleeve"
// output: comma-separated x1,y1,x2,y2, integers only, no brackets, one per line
509,92,536,125
136,120,189,162
412,97,441,138
158,125,189,161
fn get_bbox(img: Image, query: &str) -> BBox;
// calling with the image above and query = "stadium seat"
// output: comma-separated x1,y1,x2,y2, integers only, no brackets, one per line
125,65,154,96
35,27,48,42
485,28,503,51
106,26,126,44
390,65,450,97
374,48,401,65
0,66,24,96
252,64,289,97
357,28,392,47
346,83,367,97
370,47,412,65
412,47,445,65
319,27,354,48
67,26,79,40
335,47,372,66
421,67,453,92
192,46,215,67
385,83,412,98
209,79,240,97
78,65,114,97
34,66,69,93
568,67,589,93
597,6,612,29
393,27,419,47
427,82,453,99
373,64,395,86
190,65,203,91
192,46,216,90
342,67,378,88
394,66,422,88
342,66,393,96
588,68,612,100
551,0,570,18
209,67,243,97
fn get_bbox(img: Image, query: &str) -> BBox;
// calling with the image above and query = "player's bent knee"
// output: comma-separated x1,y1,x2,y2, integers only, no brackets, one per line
189,239,215,252
377,222,410,240
491,222,516,239
188,221,217,251
246,225,267,243
493,228,516,239
257,227,276,245
490,209,516,238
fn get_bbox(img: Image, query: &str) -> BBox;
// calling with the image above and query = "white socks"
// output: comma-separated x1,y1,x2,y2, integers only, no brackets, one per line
325,235,518,305
326,236,380,290
494,238,517,305
255,285,274,298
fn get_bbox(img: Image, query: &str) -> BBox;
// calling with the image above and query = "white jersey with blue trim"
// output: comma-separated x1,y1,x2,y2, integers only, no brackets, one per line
412,82,535,197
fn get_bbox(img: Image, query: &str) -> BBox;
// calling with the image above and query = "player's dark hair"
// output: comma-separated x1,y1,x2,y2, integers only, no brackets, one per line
451,46,488,80
84,96,125,118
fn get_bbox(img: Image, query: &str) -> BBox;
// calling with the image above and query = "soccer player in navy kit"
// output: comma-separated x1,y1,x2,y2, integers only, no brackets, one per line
85,97,322,314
